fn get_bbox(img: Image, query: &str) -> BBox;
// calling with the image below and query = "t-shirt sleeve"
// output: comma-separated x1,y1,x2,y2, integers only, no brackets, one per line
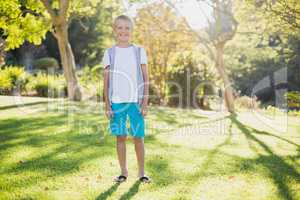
140,47,148,65
102,49,110,68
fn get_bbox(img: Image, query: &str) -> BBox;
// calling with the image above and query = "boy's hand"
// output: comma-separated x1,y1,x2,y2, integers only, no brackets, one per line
141,103,148,117
105,105,114,119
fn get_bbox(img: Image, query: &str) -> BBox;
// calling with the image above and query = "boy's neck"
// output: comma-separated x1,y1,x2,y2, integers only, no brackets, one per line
116,41,131,48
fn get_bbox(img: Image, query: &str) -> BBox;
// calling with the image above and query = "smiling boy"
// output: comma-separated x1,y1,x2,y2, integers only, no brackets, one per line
102,15,151,183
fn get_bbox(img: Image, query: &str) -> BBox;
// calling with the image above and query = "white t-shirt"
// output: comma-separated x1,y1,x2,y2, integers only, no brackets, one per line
102,46,147,103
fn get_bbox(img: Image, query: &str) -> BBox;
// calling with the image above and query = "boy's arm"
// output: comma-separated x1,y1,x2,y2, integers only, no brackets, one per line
103,67,109,105
103,66,114,118
141,64,149,107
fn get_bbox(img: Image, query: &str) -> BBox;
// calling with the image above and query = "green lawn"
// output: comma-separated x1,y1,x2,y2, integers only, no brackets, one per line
0,95,299,200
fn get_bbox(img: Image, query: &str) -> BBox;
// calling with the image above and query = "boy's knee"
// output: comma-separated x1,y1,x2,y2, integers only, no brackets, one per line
117,136,127,143
133,137,144,143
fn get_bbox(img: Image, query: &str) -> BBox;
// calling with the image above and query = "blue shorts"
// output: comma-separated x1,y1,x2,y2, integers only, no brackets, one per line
109,103,145,138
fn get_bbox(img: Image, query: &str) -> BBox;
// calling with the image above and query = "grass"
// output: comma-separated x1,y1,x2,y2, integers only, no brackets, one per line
0,95,299,200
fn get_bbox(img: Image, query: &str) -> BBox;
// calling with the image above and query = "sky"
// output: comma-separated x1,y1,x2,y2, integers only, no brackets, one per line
124,0,213,30
175,0,213,29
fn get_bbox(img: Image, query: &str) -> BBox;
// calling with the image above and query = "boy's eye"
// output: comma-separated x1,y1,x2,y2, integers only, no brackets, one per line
116,26,130,31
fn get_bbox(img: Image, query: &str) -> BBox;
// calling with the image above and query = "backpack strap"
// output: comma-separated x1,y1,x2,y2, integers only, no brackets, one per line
107,45,116,105
108,46,116,69
132,44,144,105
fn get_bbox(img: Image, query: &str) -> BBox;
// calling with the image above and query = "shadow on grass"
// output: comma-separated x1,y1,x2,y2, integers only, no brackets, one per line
145,113,299,199
230,113,300,200
150,106,207,126
186,119,234,183
0,101,50,111
146,155,178,187
171,113,300,200
0,109,114,190
0,114,69,145
95,182,120,200
118,180,141,200
151,108,180,125
242,124,300,148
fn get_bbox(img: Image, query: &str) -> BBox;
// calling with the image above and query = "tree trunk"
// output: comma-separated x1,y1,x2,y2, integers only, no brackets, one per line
215,42,235,113
40,0,82,101
55,24,82,101
0,38,5,66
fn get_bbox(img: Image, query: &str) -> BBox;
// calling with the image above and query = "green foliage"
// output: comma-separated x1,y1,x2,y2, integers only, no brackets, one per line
0,66,28,95
77,65,103,101
246,0,300,32
227,31,300,104
134,2,197,103
68,0,120,67
230,57,283,96
0,0,50,50
32,57,59,70
26,73,67,97
227,0,300,105
287,91,300,109
0,0,118,53
167,54,204,108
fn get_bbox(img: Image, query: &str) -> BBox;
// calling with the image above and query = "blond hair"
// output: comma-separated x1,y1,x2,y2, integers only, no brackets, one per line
113,15,133,29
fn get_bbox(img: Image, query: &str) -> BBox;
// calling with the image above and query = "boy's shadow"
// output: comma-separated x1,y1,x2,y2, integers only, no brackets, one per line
95,180,141,200
118,180,141,200
95,182,120,200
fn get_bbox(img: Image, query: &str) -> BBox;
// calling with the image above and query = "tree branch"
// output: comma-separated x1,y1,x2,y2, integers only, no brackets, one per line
59,0,69,17
165,0,215,60
40,0,56,19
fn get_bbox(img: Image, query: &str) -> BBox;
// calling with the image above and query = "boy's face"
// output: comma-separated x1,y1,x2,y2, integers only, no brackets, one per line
114,19,132,43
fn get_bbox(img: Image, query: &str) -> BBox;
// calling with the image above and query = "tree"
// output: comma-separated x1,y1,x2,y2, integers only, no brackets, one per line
227,0,300,102
0,0,50,66
67,4,115,67
40,0,84,101
1,0,116,101
164,0,237,113
248,0,300,31
133,2,197,104
209,0,237,113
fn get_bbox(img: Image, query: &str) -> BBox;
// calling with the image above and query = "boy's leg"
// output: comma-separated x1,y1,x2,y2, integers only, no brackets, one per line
127,103,146,177
133,137,145,177
110,103,129,178
116,136,128,177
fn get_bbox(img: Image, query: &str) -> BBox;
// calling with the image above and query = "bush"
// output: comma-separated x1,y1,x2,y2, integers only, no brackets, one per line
286,91,300,110
26,73,67,97
288,109,300,117
32,57,59,71
167,54,215,108
235,95,261,109
264,105,286,115
77,65,103,101
0,66,28,95
78,65,101,84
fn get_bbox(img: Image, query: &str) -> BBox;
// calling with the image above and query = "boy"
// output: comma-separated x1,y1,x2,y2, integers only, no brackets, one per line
102,15,151,183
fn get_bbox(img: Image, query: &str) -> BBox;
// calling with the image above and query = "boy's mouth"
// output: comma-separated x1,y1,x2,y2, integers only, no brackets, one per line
119,35,129,40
